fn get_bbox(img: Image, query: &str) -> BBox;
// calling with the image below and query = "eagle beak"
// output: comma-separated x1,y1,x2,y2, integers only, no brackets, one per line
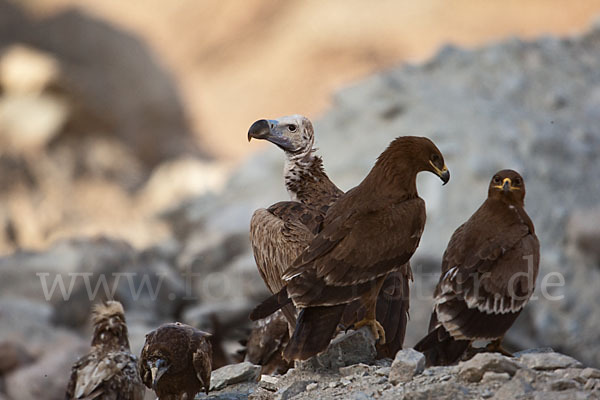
429,161,450,185
149,359,169,391
502,178,511,192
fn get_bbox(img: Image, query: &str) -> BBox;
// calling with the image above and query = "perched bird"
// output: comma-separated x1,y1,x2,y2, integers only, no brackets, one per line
248,115,412,358
139,322,212,399
251,136,449,361
65,301,144,400
414,170,539,366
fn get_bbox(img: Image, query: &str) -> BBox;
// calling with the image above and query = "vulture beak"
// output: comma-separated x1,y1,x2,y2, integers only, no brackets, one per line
502,178,511,192
429,161,450,185
149,359,169,391
247,119,295,151
247,119,271,142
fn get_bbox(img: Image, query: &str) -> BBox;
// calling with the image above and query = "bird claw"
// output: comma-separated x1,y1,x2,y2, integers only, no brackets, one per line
485,340,513,357
353,319,386,344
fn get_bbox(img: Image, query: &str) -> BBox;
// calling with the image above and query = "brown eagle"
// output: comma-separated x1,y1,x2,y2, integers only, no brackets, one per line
414,170,539,366
139,322,212,399
251,136,449,361
65,301,144,400
248,115,413,358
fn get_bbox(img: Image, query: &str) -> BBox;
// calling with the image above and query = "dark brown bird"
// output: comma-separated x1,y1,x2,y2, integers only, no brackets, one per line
248,115,413,359
65,301,144,400
414,170,539,366
244,310,291,375
251,136,449,361
139,322,212,399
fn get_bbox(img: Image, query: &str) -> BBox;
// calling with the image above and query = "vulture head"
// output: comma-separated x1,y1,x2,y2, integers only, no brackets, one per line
248,115,314,156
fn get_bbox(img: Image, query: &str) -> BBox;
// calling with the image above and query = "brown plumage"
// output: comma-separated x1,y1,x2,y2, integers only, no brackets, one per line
244,310,290,375
139,322,212,399
251,136,449,361
65,301,144,400
414,170,540,366
248,115,414,359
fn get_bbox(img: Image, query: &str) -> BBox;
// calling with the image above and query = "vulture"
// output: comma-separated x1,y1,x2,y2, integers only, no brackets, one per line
65,301,144,400
139,322,212,399
414,170,539,366
251,135,449,361
248,114,413,359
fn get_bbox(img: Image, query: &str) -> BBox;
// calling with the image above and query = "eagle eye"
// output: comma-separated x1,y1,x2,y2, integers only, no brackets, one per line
514,177,522,185
288,124,297,132
493,176,501,184
431,154,440,164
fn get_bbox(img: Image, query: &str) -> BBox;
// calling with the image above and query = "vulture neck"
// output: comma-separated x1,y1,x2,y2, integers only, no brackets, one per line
284,150,341,207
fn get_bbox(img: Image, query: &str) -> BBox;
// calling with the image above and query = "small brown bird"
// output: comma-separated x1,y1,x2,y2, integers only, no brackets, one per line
251,136,449,361
65,301,144,400
139,322,212,399
248,115,413,359
414,170,540,366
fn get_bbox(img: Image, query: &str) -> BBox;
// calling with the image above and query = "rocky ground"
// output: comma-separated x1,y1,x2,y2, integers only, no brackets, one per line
1,11,600,400
201,331,599,399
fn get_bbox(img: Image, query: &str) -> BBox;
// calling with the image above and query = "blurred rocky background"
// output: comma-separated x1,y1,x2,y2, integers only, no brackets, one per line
0,0,600,399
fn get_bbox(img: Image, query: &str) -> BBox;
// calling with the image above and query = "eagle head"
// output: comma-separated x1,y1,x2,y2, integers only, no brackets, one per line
488,169,526,205
91,300,130,349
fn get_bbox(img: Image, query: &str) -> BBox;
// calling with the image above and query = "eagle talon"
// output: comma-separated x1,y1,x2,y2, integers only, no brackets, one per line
485,339,513,357
354,319,386,344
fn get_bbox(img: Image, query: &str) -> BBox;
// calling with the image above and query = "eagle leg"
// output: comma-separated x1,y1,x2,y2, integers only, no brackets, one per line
485,337,513,357
353,276,387,344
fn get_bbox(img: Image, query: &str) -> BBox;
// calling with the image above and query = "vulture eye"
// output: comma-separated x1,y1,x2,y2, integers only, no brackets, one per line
493,176,501,184
288,124,297,132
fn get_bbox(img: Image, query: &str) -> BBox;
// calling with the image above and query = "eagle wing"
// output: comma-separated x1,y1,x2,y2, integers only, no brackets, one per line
284,197,425,287
192,331,213,395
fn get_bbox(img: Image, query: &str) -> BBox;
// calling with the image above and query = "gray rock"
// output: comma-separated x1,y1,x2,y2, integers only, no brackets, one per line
458,353,521,382
549,379,580,391
519,352,584,371
340,363,372,377
258,374,279,392
279,380,315,400
389,349,426,384
297,328,377,370
582,368,600,380
4,339,87,400
492,376,535,399
584,378,599,391
0,340,34,375
403,383,472,400
210,362,261,391
481,371,511,383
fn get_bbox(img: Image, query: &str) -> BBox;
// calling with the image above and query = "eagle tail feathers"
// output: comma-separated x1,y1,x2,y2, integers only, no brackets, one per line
413,325,470,367
283,304,345,361
250,287,292,321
